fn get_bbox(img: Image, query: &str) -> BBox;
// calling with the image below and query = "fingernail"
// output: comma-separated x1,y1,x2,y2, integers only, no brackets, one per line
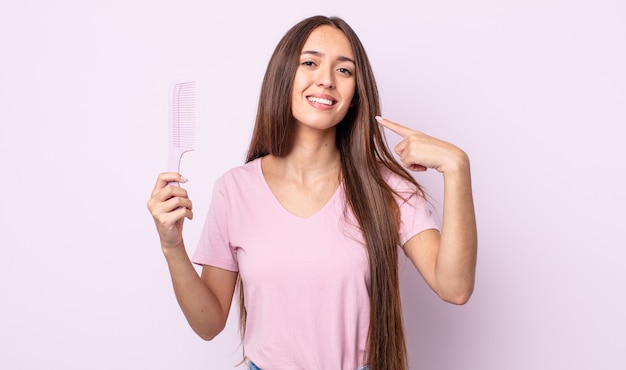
375,116,383,122
180,175,188,183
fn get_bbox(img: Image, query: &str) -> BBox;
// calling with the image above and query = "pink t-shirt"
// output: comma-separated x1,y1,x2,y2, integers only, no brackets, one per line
192,158,438,370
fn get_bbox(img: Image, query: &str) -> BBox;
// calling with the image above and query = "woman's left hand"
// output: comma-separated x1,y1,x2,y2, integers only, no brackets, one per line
376,116,468,174
378,115,477,304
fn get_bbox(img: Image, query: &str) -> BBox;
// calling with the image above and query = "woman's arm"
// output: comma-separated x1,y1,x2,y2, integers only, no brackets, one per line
377,116,477,304
147,173,238,339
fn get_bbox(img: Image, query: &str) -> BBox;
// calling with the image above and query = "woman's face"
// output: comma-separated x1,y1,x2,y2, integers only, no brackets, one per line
290,25,356,133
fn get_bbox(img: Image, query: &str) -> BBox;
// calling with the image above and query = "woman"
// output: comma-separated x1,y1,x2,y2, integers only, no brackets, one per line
148,15,477,370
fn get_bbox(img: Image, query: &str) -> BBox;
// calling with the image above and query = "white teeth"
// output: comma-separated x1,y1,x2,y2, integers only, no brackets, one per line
308,96,333,105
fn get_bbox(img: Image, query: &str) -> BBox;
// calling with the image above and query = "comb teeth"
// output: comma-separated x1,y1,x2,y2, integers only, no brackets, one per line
169,81,196,150
167,80,196,176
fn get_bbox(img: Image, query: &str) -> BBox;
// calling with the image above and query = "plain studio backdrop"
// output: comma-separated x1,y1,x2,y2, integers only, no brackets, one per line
1,1,624,369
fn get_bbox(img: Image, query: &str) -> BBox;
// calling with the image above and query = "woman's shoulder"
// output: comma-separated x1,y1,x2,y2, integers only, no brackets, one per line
215,158,262,187
378,163,419,194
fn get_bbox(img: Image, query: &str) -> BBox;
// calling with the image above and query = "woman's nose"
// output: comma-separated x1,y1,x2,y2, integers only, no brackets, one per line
316,67,335,89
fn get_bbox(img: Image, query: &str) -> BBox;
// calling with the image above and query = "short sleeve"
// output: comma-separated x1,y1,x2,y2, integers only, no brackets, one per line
385,171,440,246
397,190,440,246
191,177,239,271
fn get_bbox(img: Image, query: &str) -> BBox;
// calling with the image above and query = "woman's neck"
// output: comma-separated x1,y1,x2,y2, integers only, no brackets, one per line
266,127,341,185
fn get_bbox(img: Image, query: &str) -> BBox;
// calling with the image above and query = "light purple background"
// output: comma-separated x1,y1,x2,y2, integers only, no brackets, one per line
1,1,625,369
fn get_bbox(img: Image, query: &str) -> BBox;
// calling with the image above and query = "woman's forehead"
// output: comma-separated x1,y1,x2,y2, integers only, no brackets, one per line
301,26,354,58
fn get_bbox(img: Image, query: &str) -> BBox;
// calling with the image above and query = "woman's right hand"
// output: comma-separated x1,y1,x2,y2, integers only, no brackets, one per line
147,172,194,250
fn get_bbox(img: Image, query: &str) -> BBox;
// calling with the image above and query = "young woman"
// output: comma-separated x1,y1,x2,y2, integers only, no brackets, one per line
147,15,477,370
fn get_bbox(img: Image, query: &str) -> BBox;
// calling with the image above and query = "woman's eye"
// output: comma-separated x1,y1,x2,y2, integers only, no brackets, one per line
338,67,352,75
302,61,316,66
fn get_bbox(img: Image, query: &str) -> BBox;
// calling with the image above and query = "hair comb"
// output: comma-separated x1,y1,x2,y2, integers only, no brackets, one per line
167,80,196,186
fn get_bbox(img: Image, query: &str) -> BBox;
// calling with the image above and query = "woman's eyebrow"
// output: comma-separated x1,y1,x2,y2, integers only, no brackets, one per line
301,50,355,64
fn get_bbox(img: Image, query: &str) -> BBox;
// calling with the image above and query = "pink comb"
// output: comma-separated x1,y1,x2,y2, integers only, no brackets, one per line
167,80,196,186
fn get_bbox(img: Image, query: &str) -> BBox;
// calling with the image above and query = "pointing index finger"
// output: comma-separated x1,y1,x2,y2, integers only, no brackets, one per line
375,116,414,138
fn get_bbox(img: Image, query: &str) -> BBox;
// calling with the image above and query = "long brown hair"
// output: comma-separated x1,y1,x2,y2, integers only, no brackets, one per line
242,15,423,370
